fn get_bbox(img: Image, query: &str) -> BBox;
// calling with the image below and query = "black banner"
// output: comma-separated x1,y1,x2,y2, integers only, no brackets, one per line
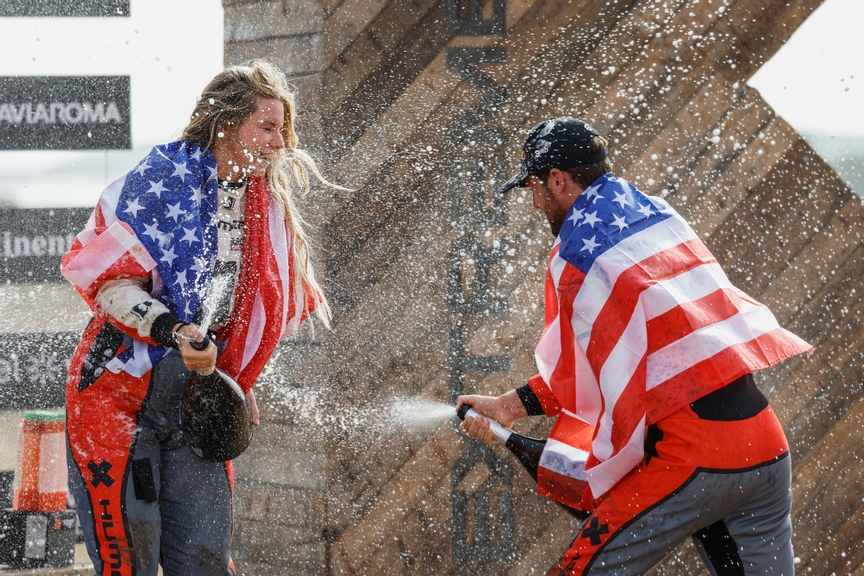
0,0,129,17
0,76,131,150
0,207,90,283
0,332,79,410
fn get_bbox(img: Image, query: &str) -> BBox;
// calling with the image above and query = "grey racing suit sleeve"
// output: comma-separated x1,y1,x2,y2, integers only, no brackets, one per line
95,277,173,340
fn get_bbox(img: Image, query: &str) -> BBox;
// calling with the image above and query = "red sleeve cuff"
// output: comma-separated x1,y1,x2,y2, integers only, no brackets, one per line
527,374,562,416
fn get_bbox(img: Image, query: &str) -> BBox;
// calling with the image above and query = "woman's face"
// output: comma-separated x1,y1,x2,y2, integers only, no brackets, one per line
214,97,286,180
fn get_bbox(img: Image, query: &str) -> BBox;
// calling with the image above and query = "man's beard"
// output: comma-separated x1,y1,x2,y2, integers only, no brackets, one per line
541,182,565,237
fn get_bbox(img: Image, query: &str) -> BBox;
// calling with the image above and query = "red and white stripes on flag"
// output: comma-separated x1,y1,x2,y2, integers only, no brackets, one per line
534,186,811,499
61,220,158,300
214,176,307,393
62,174,161,304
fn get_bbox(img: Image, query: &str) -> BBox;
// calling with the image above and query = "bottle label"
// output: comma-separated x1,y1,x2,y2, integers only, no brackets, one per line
539,438,589,482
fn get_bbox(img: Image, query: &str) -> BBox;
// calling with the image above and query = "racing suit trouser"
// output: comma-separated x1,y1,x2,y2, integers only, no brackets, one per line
548,399,792,576
66,320,235,576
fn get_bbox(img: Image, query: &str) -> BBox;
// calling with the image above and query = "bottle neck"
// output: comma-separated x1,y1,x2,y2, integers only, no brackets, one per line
463,407,513,444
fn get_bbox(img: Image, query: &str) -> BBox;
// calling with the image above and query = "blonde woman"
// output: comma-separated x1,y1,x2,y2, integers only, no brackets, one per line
62,60,332,576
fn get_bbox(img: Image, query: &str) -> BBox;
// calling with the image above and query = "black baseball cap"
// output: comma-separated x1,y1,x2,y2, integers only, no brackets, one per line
497,117,608,194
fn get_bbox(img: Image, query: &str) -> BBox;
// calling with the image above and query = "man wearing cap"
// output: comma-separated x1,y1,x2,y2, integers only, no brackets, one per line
457,117,810,575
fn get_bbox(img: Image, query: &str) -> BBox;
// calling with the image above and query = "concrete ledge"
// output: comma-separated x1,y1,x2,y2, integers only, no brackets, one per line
0,544,92,575
0,564,92,576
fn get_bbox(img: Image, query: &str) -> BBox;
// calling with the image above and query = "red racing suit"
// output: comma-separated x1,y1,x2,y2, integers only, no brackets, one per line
522,174,810,575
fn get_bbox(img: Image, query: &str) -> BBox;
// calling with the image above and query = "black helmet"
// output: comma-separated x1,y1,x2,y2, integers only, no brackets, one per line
181,368,253,462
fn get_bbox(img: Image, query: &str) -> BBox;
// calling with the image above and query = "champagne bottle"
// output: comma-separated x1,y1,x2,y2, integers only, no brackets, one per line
181,334,253,461
457,404,546,481
457,404,588,520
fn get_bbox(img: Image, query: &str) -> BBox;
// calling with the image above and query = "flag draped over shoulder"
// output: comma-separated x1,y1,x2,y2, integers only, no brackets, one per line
61,141,307,392
534,174,812,501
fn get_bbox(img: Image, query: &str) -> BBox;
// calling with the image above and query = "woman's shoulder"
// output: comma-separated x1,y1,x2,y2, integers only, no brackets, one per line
128,140,216,180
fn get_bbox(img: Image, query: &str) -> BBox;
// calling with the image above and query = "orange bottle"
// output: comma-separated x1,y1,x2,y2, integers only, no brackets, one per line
12,411,67,512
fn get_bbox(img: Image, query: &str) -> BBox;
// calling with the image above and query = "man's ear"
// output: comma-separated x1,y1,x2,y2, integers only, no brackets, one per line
549,168,585,206
547,168,562,190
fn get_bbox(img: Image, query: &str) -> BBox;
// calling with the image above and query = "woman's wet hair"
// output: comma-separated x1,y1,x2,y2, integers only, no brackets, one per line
183,60,336,327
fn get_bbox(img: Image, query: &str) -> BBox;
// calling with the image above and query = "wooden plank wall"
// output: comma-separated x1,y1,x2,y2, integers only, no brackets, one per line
223,0,864,574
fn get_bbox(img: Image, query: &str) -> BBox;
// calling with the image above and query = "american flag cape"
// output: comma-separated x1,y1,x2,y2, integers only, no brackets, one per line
533,173,811,503
61,141,311,393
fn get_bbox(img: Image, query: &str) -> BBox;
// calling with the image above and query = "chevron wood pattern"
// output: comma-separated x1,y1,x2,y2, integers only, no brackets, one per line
223,0,864,573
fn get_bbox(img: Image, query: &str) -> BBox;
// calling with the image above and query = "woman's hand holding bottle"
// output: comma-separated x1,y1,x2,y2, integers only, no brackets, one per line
174,323,217,374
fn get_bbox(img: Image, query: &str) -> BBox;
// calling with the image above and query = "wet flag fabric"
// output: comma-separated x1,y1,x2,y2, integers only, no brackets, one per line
533,174,812,501
61,141,308,392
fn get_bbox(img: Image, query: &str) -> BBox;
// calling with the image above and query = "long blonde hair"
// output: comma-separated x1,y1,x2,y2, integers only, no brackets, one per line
182,60,333,327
